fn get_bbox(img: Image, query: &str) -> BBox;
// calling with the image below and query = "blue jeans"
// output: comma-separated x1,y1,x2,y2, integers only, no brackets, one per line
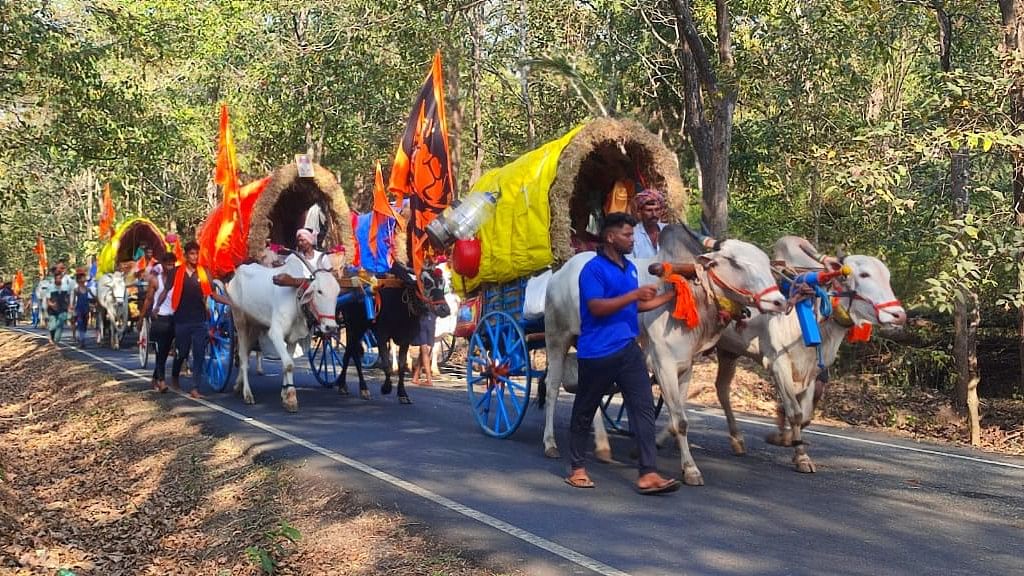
172,322,207,392
570,342,658,475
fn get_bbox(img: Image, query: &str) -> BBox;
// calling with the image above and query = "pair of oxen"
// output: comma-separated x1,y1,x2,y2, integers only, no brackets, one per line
541,227,907,485
225,252,449,412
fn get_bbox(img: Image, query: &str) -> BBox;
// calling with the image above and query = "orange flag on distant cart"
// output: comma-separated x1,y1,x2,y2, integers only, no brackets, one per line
32,236,48,277
387,50,454,281
12,271,24,296
213,104,246,269
98,183,115,241
370,160,399,257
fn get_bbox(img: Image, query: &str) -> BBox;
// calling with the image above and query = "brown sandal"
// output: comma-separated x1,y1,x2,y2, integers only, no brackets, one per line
564,470,595,489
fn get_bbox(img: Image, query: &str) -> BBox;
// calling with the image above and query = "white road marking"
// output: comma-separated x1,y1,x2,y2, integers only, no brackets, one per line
688,407,1024,471
8,328,631,576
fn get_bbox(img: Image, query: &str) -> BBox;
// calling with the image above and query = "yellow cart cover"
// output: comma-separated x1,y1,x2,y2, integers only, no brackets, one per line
97,217,167,275
452,125,583,294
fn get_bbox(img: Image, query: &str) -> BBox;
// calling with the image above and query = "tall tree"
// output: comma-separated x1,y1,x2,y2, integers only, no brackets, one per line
669,0,736,237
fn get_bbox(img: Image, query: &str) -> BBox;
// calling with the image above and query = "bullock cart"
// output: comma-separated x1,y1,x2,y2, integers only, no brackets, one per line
450,118,687,438
95,218,168,353
197,161,354,392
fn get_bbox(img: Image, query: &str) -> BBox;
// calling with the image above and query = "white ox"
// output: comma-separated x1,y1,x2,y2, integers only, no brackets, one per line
227,253,341,412
714,236,907,472
95,271,128,349
542,225,788,486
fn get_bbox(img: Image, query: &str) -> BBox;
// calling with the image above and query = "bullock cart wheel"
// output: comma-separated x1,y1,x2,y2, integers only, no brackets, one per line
466,311,532,438
437,333,457,367
599,383,665,436
308,329,343,387
361,331,380,370
205,281,235,393
138,317,151,368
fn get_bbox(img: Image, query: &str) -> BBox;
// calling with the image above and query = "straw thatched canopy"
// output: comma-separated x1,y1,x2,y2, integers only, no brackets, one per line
245,162,354,262
547,117,688,264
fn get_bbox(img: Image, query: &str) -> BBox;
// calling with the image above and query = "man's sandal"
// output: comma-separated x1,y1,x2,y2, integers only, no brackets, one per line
564,470,595,489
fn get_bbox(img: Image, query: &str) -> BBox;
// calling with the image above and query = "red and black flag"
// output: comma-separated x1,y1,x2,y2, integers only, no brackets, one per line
388,50,454,281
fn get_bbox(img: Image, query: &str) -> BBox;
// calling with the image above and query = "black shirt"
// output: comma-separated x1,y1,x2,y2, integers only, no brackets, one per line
173,269,207,324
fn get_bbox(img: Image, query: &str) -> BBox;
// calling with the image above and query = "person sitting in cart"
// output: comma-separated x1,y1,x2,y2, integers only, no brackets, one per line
565,212,682,495
630,188,668,259
272,228,323,288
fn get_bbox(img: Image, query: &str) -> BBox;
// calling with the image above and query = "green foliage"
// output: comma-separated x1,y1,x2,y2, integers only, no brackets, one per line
244,521,302,575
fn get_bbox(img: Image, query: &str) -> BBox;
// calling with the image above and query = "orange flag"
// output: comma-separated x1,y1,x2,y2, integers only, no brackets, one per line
370,161,399,257
98,183,115,240
12,271,24,296
387,50,454,280
213,104,245,267
174,236,185,266
32,236,48,277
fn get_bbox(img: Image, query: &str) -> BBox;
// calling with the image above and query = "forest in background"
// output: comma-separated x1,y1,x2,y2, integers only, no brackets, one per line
4,0,1024,442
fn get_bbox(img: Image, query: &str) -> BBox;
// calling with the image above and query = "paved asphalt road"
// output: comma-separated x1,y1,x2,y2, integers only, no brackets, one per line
9,326,1024,576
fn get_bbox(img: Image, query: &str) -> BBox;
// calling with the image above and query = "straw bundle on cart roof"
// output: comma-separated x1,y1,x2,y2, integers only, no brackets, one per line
245,162,355,261
546,117,687,264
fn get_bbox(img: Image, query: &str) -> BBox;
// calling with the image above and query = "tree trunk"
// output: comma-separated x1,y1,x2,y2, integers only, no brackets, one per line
928,0,981,444
518,0,536,148
447,45,462,196
998,0,1024,394
670,0,735,238
469,5,485,187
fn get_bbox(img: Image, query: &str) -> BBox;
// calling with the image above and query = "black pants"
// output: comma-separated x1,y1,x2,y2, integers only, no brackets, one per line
151,315,175,381
172,322,207,392
570,341,658,475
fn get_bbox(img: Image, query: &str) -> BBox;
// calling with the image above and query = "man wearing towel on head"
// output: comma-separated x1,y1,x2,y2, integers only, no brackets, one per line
630,188,668,259
272,228,324,288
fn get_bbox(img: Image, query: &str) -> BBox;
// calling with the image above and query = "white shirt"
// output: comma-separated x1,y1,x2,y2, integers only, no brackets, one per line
632,222,667,258
284,250,324,279
155,273,175,317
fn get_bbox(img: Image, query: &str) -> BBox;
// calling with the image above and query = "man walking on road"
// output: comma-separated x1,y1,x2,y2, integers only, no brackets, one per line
565,212,681,495
170,241,228,399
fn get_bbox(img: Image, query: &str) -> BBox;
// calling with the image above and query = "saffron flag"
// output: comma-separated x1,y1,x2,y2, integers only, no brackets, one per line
12,271,24,296
370,160,399,257
387,50,454,281
98,183,115,241
213,104,246,269
32,236,47,277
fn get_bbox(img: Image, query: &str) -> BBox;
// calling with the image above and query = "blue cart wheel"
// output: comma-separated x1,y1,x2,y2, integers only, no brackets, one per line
600,384,665,436
308,330,343,387
466,311,532,438
361,331,379,370
205,281,235,393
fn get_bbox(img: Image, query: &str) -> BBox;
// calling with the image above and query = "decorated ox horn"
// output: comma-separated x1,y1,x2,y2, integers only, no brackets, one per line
648,262,698,279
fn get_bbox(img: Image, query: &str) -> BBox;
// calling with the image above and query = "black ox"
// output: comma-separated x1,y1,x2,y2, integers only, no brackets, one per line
336,262,450,404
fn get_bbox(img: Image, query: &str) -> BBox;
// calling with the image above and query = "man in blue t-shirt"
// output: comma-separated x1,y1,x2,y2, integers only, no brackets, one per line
565,212,681,495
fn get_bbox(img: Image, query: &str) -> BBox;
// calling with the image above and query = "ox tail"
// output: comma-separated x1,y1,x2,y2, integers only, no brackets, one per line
535,374,547,409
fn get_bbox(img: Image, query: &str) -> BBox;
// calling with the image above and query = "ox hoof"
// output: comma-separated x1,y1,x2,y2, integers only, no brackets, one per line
730,437,747,456
337,383,350,396
381,382,393,396
544,446,560,459
594,448,613,464
794,455,816,474
683,468,704,486
282,389,298,413
243,394,255,405
765,432,792,447
360,389,371,401
399,395,412,405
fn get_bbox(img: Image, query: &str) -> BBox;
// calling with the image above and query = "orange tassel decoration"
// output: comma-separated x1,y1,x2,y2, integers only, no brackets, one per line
847,323,873,343
662,262,700,329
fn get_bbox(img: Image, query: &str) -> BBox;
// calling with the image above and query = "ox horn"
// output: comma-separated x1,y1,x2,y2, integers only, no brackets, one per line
648,262,698,279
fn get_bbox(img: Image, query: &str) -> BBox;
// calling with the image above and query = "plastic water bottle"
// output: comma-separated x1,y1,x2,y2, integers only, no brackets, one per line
449,191,498,240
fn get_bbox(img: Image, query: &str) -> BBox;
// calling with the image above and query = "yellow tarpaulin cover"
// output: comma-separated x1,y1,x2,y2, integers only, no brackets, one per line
97,217,167,275
452,125,583,295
